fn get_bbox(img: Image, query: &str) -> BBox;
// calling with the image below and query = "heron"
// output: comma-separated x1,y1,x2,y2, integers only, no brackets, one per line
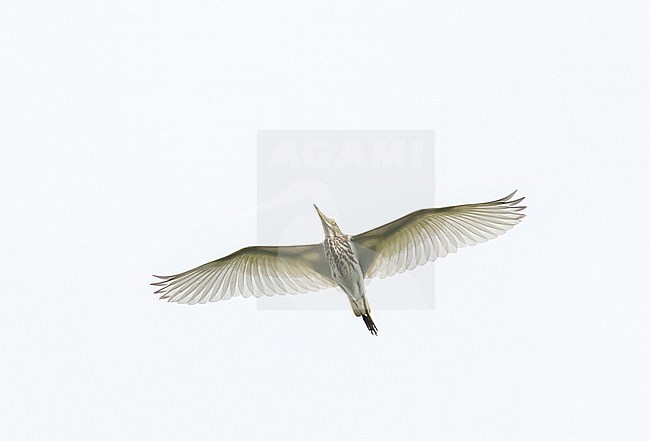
152,191,526,335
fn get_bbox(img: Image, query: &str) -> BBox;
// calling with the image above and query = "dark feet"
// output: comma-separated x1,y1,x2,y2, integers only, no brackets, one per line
362,314,378,336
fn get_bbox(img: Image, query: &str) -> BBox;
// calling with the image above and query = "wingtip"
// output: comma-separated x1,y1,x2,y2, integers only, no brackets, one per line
151,275,167,287
509,196,526,205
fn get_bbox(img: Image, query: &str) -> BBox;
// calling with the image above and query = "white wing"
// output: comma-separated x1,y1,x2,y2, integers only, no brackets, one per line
152,244,335,304
353,191,526,279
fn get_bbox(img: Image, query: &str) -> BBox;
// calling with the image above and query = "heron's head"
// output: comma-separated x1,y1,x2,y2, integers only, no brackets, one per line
314,204,342,236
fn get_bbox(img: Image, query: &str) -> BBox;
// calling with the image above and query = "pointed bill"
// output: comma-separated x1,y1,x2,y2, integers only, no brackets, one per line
313,204,326,223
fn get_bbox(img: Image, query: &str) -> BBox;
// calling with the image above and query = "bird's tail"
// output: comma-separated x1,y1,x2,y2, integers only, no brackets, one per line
362,313,378,336
348,296,378,335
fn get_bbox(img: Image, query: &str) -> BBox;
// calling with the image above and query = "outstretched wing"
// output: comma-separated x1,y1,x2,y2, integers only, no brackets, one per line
152,244,335,304
352,191,526,279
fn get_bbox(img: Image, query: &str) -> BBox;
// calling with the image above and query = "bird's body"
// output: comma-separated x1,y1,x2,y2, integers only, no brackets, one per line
153,191,526,335
322,233,377,334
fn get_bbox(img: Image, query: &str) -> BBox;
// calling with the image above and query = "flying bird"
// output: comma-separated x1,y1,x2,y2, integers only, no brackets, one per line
152,191,526,335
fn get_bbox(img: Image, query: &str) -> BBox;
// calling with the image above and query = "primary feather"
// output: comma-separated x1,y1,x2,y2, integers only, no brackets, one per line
152,244,335,304
353,190,526,278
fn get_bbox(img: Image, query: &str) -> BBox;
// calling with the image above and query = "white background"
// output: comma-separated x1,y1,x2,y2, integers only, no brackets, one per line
1,1,649,440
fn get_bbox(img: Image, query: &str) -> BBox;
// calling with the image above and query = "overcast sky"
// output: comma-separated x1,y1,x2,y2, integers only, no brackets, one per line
1,1,649,440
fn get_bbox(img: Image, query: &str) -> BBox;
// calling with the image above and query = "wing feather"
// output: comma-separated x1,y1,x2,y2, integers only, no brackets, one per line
153,244,335,304
353,191,526,279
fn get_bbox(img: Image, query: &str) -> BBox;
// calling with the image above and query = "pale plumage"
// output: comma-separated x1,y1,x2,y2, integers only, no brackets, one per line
152,245,334,304
153,191,526,334
354,190,526,279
